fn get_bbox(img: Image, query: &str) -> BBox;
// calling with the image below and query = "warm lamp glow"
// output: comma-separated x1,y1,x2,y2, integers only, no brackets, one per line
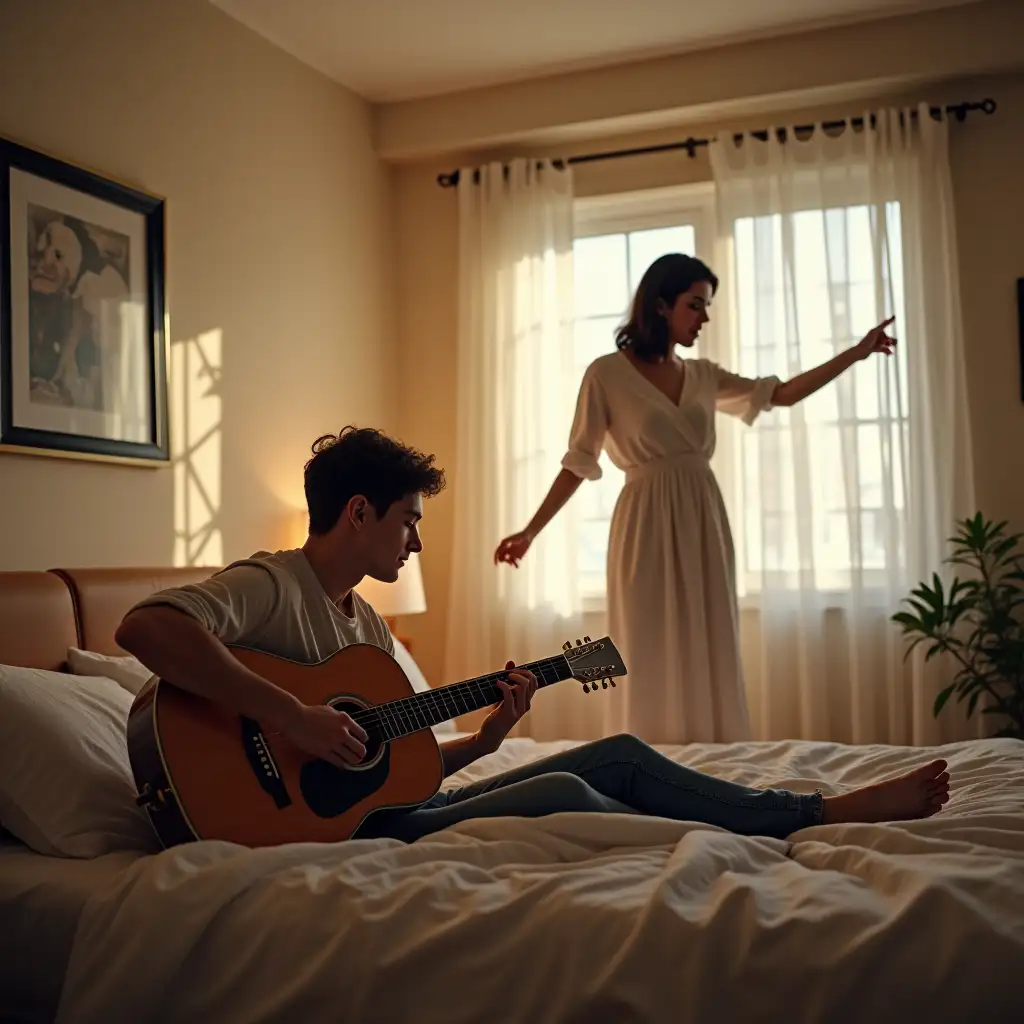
289,509,308,549
355,551,427,618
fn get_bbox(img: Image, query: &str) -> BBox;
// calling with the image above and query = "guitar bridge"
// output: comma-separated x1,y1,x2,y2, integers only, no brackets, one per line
241,718,292,810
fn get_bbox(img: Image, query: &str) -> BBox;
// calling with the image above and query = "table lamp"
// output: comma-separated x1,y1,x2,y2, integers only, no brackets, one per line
355,551,427,652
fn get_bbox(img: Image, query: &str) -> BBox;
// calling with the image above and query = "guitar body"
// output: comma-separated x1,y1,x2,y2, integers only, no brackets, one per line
128,643,443,849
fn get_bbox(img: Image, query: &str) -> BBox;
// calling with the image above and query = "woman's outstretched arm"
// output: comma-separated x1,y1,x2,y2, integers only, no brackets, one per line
494,469,583,567
772,317,896,407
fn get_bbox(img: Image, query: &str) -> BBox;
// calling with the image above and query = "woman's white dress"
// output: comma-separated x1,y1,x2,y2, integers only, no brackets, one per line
562,351,779,744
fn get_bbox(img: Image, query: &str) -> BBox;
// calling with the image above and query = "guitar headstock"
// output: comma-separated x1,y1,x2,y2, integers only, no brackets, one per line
562,636,627,694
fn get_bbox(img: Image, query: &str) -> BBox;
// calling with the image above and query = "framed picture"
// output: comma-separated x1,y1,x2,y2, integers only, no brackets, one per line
1018,278,1024,405
0,137,168,464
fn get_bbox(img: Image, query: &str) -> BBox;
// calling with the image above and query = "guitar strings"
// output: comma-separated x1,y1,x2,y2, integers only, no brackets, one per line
348,657,566,727
347,656,572,738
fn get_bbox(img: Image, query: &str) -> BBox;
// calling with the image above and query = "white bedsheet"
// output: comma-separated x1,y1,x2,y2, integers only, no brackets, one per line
56,737,1024,1023
0,839,139,1022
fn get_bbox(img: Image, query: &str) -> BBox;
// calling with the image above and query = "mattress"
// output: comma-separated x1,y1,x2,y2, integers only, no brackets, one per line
0,839,139,1022
53,735,1024,1023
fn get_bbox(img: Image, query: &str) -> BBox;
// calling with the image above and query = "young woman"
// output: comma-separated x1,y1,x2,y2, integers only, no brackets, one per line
494,253,895,744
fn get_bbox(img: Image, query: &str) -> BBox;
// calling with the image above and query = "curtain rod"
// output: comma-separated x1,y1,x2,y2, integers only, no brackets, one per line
436,97,997,189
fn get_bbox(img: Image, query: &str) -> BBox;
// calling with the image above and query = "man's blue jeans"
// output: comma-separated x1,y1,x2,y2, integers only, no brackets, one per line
356,733,824,843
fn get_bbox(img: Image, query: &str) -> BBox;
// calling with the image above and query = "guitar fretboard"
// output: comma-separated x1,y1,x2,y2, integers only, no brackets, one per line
348,655,572,741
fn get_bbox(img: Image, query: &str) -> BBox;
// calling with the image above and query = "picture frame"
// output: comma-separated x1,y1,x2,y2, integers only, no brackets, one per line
1018,277,1024,405
0,136,168,465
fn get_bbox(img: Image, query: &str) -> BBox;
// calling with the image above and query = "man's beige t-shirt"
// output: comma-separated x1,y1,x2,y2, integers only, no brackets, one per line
132,549,394,663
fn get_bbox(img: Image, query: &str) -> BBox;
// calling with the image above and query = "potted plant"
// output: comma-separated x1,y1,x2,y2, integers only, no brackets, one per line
892,513,1024,739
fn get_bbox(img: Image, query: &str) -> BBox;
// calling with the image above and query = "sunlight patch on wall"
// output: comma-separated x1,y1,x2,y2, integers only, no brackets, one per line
171,329,223,567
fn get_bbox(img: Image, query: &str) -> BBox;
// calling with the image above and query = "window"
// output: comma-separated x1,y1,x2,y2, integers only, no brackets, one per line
571,186,714,604
730,202,909,594
566,184,908,604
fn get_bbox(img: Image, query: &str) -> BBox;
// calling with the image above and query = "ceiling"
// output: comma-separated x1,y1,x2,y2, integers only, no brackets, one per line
209,0,981,103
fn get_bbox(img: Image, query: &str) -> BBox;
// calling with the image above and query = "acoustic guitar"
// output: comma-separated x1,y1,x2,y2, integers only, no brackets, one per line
127,636,627,849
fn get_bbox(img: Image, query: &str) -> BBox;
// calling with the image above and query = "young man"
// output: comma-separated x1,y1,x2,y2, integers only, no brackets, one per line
117,427,951,844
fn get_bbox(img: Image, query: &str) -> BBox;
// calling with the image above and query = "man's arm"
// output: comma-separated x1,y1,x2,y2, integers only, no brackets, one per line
115,606,303,727
115,606,368,768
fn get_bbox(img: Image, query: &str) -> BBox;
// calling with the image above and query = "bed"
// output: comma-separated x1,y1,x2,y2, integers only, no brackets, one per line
1,567,1022,1023
0,839,137,1022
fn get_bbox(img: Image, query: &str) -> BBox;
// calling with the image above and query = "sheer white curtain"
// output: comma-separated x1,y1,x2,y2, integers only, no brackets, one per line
708,104,978,745
445,158,588,738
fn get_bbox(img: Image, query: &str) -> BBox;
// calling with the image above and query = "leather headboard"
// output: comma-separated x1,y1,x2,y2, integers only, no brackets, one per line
51,566,217,655
0,571,79,670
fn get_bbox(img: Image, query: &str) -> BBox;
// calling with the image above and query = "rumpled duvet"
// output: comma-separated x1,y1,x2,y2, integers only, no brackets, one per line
56,736,1024,1023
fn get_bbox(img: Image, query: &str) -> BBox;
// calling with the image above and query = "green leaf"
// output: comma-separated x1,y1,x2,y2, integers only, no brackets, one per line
900,637,927,663
933,684,956,717
907,599,939,630
967,689,983,717
956,684,974,702
909,587,938,611
989,518,1010,539
967,514,991,546
992,535,1023,563
891,612,924,632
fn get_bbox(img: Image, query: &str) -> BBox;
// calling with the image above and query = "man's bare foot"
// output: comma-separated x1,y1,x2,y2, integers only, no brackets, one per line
822,760,950,825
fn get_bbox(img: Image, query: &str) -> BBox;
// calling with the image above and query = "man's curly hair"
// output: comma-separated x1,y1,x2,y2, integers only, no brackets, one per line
303,426,445,535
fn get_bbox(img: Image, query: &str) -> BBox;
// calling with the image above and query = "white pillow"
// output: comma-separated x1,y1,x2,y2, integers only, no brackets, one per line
392,638,455,735
66,647,155,696
0,664,159,858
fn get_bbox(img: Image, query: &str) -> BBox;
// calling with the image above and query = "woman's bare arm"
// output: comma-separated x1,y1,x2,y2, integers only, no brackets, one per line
524,468,583,539
494,469,583,566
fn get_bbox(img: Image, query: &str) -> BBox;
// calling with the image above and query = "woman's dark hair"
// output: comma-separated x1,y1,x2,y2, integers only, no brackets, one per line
615,253,719,362
303,426,446,535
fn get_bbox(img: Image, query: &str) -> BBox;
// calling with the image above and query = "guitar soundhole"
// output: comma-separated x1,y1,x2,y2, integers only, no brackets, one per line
298,698,391,819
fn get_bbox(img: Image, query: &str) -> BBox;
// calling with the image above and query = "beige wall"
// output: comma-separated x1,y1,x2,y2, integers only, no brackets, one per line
0,0,395,570
393,72,1024,689
948,75,1024,530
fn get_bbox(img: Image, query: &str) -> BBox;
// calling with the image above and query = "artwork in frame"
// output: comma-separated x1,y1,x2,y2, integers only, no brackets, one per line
0,137,168,464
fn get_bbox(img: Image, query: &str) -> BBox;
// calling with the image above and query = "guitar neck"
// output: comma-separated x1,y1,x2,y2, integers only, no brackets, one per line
367,655,573,742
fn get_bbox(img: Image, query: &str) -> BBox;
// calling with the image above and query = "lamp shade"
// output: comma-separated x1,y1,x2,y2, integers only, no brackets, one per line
355,552,427,617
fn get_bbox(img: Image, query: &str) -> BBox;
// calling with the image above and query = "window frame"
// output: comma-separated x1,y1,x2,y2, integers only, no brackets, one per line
725,201,910,603
574,183,716,244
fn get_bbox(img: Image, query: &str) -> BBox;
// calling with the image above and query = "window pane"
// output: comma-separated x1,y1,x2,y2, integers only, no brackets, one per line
627,225,696,291
732,200,908,591
578,519,610,580
573,235,627,317
573,315,620,369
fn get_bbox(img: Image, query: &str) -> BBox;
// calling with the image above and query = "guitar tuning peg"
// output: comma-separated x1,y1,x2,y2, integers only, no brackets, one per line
576,638,583,647
609,678,616,688
601,678,608,689
562,641,572,652
581,682,590,693
583,635,591,643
